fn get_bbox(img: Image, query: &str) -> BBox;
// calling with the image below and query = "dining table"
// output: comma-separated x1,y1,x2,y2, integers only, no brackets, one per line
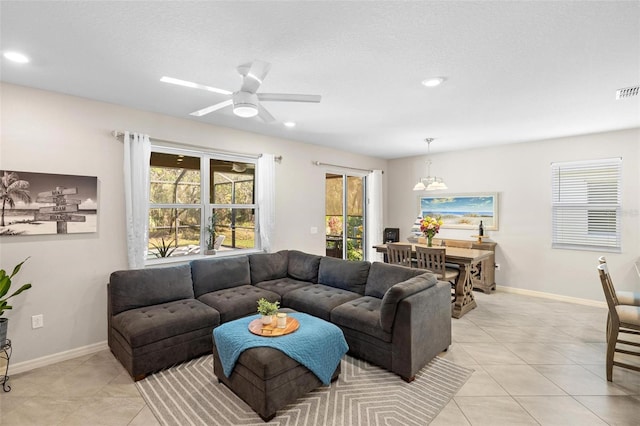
373,243,494,318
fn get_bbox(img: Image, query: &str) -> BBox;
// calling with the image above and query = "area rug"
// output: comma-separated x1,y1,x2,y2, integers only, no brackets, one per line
136,354,473,426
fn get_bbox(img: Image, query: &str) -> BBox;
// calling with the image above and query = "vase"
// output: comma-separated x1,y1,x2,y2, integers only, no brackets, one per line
261,315,273,325
427,235,433,247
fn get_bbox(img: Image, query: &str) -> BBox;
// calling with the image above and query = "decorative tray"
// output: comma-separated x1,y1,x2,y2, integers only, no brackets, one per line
248,317,300,337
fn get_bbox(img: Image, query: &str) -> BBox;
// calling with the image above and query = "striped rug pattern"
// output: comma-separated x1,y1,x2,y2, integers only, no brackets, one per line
136,354,473,426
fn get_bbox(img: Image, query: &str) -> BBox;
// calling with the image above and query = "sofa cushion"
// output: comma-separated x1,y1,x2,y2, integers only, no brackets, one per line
318,257,371,295
109,264,194,316
254,277,311,297
249,250,289,284
197,285,281,323
191,256,251,297
283,284,360,321
111,299,220,347
380,274,437,333
365,262,427,299
331,296,391,342
287,250,322,283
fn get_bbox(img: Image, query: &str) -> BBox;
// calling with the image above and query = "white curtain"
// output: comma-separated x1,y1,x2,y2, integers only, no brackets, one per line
257,154,276,252
123,131,151,269
366,169,384,262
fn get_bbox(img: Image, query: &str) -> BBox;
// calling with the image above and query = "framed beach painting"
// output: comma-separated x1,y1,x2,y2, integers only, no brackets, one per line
0,170,98,236
418,193,498,230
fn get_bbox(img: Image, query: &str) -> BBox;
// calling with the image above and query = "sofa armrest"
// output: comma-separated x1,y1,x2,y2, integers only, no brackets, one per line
391,281,452,380
379,273,437,333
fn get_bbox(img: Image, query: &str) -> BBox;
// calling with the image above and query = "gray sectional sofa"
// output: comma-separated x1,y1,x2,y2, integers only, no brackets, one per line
108,250,452,382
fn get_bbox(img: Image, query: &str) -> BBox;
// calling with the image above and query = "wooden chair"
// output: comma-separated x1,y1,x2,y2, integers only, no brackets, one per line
416,246,459,304
386,243,413,268
597,263,640,381
599,256,640,306
415,246,459,284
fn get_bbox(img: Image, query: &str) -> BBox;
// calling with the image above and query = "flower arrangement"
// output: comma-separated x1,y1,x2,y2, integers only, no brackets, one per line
420,216,443,246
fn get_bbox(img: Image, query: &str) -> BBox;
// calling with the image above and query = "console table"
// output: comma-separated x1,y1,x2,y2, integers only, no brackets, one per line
1,339,12,392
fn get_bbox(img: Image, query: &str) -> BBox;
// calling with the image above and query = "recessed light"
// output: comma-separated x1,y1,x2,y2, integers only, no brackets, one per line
3,51,30,64
283,121,296,128
421,77,445,87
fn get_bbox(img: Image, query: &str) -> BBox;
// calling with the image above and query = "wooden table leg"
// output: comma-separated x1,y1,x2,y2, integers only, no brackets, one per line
452,262,477,319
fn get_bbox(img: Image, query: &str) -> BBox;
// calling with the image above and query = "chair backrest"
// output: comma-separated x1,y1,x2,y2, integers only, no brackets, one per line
415,246,446,275
598,263,620,317
598,256,607,264
386,243,413,268
443,240,473,249
213,235,226,250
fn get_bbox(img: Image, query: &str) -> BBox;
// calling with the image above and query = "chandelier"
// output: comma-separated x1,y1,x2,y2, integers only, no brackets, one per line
413,138,448,191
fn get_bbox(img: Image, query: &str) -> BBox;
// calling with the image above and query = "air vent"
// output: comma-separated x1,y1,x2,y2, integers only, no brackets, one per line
616,86,639,100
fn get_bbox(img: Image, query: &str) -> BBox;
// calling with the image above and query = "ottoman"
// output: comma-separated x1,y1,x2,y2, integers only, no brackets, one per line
212,310,346,421
212,344,340,421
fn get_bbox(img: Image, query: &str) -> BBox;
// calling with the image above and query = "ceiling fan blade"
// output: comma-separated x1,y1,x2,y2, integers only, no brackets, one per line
258,93,321,103
239,60,272,93
161,76,233,95
189,99,233,117
257,104,276,123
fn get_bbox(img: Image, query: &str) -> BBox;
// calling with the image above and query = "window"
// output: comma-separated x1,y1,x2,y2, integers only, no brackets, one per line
551,158,622,252
148,146,258,261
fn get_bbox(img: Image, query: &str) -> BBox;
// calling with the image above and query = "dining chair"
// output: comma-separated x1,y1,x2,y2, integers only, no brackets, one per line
386,243,413,268
415,246,460,284
599,256,640,306
597,263,640,381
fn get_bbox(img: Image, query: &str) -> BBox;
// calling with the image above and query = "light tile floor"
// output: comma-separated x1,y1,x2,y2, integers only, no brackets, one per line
1,291,638,425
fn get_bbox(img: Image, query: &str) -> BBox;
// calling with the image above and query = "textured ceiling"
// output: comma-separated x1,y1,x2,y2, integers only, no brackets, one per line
1,1,639,159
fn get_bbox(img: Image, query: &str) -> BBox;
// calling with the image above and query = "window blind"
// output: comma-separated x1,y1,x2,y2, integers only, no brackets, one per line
551,157,622,252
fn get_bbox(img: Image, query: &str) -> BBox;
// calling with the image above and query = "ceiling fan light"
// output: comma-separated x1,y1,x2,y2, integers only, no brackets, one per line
233,105,258,117
233,91,259,118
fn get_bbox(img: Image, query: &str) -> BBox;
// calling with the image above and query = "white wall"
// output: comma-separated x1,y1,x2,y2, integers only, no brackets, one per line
0,83,387,365
387,128,640,302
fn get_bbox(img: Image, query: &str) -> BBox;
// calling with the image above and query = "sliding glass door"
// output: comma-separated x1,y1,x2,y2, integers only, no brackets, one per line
325,173,366,260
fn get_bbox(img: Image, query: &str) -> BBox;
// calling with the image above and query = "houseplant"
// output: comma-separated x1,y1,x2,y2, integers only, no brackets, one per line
0,257,32,346
256,298,280,325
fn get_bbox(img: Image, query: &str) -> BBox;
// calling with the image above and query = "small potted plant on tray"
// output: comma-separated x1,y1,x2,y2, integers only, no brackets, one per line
256,298,280,325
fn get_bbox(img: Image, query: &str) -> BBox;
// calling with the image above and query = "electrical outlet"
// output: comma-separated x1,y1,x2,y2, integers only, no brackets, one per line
310,227,318,234
31,314,44,329
495,263,501,271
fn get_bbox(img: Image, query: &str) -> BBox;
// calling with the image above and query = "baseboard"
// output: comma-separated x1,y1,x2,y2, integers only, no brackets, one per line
9,340,108,375
496,286,606,309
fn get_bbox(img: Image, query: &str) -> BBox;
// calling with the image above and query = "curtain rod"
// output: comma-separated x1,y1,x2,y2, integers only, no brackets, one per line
313,161,381,174
112,131,282,162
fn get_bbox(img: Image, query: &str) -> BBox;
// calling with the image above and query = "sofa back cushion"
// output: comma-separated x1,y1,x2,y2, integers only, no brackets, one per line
248,250,289,284
287,250,322,283
318,257,371,295
190,256,251,297
365,262,427,299
109,264,194,316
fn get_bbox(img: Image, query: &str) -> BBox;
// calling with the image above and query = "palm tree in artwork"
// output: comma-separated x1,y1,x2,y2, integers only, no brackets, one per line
0,171,32,227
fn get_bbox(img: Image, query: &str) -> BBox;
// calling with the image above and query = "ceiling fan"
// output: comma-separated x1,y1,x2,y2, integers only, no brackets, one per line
160,60,321,122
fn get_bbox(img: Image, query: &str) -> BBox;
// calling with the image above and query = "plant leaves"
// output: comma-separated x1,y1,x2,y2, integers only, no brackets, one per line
10,257,29,279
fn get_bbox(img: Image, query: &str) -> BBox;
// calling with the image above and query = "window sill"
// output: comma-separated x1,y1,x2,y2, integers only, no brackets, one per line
145,248,265,267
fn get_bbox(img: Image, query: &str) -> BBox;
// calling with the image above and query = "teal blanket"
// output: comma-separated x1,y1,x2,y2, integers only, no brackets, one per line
213,312,348,385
